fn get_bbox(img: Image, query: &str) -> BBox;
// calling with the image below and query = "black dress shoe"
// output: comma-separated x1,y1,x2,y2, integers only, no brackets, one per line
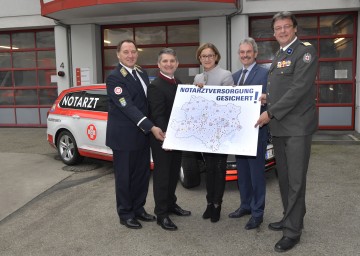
157,216,178,231
268,220,284,231
136,211,156,222
202,204,214,219
120,218,142,229
170,205,191,216
210,205,221,223
228,207,251,218
245,216,263,230
274,236,300,252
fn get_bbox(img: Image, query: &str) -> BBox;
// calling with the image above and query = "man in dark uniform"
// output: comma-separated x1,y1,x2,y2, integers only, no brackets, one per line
106,39,165,229
229,38,268,230
255,11,318,252
147,48,191,231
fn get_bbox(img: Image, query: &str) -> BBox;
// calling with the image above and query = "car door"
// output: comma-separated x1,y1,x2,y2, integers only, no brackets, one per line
69,89,112,158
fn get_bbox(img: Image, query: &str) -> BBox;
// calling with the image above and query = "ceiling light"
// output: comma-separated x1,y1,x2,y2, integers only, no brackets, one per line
334,38,344,44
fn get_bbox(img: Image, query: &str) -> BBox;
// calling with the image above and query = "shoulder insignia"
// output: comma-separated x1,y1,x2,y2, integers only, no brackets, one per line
303,42,312,46
120,67,128,77
119,97,127,107
303,53,312,63
114,86,122,95
135,64,143,73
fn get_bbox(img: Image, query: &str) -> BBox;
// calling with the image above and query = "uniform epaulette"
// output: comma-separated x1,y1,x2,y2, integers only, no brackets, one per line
134,64,143,73
302,42,312,46
120,67,128,77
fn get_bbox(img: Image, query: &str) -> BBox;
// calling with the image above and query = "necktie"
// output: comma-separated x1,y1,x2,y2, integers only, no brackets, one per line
238,69,248,85
132,69,145,89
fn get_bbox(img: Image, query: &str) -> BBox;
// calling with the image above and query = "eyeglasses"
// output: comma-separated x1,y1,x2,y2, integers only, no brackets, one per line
200,54,216,60
274,24,293,32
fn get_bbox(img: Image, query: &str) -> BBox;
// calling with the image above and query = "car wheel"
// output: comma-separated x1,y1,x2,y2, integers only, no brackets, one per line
57,130,84,165
180,151,201,188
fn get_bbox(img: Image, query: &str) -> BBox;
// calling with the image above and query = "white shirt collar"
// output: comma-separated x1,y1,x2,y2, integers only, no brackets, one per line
243,62,256,73
120,62,136,74
281,36,298,51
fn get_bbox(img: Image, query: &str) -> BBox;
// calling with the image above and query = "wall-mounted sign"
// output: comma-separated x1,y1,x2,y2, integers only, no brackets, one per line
76,67,91,86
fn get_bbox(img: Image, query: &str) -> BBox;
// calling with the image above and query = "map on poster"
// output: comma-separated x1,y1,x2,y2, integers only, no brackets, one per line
162,84,262,156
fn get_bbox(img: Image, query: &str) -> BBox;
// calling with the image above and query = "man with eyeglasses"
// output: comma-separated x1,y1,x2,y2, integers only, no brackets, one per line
228,37,268,231
255,11,318,252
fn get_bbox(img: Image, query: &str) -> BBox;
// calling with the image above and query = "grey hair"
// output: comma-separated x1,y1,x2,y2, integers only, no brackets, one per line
158,48,178,63
271,11,298,31
238,37,258,53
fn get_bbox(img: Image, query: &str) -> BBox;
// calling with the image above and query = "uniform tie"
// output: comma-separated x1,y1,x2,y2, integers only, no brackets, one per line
238,69,248,85
132,70,141,82
132,70,146,95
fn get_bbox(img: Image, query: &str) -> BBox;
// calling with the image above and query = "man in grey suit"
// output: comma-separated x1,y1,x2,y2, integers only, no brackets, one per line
255,11,318,252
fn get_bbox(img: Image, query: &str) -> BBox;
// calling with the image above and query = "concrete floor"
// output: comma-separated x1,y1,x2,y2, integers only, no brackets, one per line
0,128,359,256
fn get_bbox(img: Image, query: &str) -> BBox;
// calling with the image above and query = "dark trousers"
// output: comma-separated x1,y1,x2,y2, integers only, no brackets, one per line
235,133,267,218
272,135,312,239
112,148,150,220
203,153,227,205
151,136,182,218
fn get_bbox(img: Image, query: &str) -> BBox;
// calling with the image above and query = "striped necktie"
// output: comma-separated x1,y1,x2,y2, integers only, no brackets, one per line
238,69,248,85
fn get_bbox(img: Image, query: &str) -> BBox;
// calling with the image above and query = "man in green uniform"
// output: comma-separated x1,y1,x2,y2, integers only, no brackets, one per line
255,11,318,252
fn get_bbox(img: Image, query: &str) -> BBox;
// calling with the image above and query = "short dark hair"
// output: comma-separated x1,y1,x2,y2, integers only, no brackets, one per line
196,43,221,65
158,48,178,63
271,11,298,31
116,39,137,52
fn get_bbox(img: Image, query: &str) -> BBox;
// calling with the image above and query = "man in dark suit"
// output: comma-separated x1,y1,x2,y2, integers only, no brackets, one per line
106,39,165,230
255,11,318,252
147,48,191,231
229,38,268,230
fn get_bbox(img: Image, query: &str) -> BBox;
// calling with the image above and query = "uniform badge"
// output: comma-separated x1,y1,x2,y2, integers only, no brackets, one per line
277,60,291,68
120,67,128,77
114,86,122,95
286,48,293,55
119,97,127,107
303,53,312,63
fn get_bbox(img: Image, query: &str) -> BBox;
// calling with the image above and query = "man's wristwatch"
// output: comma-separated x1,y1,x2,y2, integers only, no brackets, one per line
267,110,274,119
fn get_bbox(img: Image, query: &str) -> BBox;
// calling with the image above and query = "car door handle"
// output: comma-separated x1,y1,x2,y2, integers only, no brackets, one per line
72,115,80,119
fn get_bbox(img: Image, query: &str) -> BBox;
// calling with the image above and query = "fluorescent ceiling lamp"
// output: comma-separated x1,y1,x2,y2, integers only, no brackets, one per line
334,38,345,44
0,46,19,49
104,40,111,44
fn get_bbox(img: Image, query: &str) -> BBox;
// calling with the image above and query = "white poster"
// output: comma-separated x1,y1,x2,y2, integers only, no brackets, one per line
163,84,262,156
